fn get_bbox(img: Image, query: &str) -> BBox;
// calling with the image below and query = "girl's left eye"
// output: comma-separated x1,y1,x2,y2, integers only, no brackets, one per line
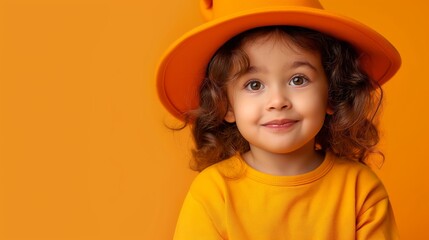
289,75,308,86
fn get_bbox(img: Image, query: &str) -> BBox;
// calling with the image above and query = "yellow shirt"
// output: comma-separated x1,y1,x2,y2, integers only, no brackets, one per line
174,153,399,240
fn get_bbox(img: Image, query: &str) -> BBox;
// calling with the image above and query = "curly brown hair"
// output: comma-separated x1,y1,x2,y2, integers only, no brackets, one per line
183,26,383,172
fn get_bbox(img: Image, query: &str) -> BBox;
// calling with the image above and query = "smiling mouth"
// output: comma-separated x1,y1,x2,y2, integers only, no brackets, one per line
262,119,298,128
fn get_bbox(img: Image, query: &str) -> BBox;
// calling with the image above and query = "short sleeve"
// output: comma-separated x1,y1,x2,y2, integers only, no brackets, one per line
173,192,224,240
356,197,400,240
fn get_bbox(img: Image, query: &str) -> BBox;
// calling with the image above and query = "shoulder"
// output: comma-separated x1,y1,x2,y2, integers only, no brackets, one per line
188,155,244,200
328,153,389,208
330,153,383,182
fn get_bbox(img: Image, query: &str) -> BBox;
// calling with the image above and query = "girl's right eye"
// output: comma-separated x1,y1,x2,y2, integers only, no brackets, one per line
245,80,264,91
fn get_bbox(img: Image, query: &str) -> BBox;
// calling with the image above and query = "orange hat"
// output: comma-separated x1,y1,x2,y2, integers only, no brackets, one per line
156,0,401,120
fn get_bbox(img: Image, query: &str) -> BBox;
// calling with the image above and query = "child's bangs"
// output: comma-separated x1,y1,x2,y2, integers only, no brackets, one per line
228,49,250,81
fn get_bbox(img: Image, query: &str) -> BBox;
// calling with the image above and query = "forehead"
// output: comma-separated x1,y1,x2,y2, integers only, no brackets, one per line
225,28,324,81
241,31,318,54
241,33,322,64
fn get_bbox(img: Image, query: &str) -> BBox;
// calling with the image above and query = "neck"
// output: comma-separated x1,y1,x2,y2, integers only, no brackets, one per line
243,142,324,176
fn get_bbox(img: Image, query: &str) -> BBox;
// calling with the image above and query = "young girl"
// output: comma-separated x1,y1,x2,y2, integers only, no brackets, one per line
157,1,401,239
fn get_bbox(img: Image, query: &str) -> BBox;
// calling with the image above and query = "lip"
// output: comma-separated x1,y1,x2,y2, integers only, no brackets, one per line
261,119,298,128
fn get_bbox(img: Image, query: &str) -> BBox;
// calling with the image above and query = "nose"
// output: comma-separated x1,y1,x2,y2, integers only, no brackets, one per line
266,87,291,111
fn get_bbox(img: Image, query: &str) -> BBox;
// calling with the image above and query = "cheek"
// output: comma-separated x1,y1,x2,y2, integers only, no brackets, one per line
234,104,256,119
298,101,326,117
232,98,261,122
295,91,329,119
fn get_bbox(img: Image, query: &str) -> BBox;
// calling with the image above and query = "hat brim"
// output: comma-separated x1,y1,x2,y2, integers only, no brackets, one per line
157,6,401,120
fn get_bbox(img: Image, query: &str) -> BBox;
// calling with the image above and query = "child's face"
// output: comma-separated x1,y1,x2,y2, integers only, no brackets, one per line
224,34,331,157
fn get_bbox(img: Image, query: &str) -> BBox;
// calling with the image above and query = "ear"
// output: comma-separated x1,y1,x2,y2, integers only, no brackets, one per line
224,107,236,123
326,106,334,115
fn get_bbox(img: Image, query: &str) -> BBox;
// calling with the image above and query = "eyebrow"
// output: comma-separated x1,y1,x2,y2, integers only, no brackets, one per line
246,60,318,74
246,66,258,74
291,60,318,71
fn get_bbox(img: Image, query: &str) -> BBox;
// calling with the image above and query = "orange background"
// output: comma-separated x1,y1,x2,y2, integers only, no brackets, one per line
0,0,427,239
